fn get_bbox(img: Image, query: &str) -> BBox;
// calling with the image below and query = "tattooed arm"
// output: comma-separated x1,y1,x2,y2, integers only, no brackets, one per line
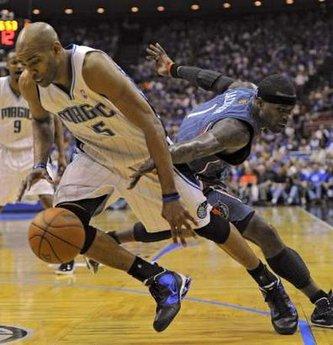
129,118,251,188
169,118,251,164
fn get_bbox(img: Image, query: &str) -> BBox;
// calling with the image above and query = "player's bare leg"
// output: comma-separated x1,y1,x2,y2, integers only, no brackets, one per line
39,194,53,209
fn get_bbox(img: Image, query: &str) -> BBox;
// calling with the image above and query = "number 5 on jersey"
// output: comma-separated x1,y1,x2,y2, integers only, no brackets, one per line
91,121,115,136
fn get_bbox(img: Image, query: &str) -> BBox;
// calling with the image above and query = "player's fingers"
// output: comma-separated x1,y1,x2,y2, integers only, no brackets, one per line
172,216,186,246
26,178,33,191
58,165,65,176
44,173,54,185
16,181,27,202
146,47,158,57
150,43,161,53
184,210,198,226
128,176,141,190
170,224,178,244
179,228,187,247
156,43,166,54
129,169,145,179
182,219,196,238
146,55,155,61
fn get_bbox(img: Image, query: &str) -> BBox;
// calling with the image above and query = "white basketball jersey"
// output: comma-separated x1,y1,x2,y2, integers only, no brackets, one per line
0,76,33,150
37,45,151,174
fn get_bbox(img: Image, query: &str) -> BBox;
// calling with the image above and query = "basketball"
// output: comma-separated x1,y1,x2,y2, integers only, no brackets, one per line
28,208,85,264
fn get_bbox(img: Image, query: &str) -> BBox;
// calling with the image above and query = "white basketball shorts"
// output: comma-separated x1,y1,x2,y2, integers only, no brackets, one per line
0,146,54,206
54,151,211,232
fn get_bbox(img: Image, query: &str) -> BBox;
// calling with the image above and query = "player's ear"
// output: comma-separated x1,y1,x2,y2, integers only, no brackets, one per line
254,96,264,109
53,41,62,55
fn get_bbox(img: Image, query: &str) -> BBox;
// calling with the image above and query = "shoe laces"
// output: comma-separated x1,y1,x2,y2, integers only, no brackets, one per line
315,292,333,314
263,280,293,317
147,270,169,304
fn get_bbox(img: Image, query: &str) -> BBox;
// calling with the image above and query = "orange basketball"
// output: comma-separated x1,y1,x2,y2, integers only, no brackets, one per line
28,207,85,264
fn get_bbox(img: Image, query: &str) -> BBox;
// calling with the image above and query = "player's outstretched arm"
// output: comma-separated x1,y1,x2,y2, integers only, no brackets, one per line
169,118,251,164
17,71,54,196
146,42,235,93
82,51,198,245
129,118,251,188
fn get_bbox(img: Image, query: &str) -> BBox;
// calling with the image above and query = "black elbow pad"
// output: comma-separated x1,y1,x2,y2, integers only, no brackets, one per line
197,70,223,90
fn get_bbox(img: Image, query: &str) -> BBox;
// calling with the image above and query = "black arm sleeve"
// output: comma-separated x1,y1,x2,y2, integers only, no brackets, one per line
170,64,235,93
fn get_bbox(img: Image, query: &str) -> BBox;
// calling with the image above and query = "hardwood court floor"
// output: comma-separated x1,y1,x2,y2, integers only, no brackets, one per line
0,206,332,344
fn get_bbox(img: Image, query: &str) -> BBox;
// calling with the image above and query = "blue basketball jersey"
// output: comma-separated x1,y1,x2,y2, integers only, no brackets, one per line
176,87,261,182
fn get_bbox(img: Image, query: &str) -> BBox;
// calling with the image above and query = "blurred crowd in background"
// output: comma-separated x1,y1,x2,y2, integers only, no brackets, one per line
1,10,332,206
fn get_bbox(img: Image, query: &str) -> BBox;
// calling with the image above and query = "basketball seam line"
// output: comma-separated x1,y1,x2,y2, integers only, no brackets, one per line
43,207,84,228
42,236,63,263
42,208,67,228
31,222,82,250
28,234,44,241
38,228,47,260
42,223,83,229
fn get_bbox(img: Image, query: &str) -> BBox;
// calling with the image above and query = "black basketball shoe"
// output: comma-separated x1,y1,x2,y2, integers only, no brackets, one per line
84,257,101,274
55,260,75,275
146,270,191,332
311,290,333,328
260,278,298,334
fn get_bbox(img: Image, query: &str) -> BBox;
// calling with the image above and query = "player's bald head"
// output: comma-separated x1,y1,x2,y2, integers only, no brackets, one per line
15,22,63,87
16,22,60,53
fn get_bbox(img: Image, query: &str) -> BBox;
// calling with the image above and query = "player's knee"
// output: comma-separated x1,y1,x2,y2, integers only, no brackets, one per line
195,213,231,244
133,222,149,241
56,202,96,254
39,194,53,209
243,215,284,255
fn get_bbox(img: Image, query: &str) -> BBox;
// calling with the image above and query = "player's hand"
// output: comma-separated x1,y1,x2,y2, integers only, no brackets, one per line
146,43,175,77
57,154,67,177
162,200,198,246
128,158,156,189
16,168,54,202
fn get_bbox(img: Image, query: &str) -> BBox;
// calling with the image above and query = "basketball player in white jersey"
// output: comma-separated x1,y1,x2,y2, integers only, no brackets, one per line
15,22,233,332
16,22,301,333
0,51,66,211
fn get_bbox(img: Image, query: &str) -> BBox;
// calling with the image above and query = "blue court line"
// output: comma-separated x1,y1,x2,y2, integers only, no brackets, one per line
152,242,182,261
299,321,317,345
151,242,317,345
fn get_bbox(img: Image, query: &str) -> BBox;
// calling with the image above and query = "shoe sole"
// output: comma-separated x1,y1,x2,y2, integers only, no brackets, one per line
272,317,298,335
54,270,75,275
311,322,333,328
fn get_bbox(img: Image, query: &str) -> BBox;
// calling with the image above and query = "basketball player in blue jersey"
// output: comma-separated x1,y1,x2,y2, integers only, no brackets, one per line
14,22,251,332
121,43,332,329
